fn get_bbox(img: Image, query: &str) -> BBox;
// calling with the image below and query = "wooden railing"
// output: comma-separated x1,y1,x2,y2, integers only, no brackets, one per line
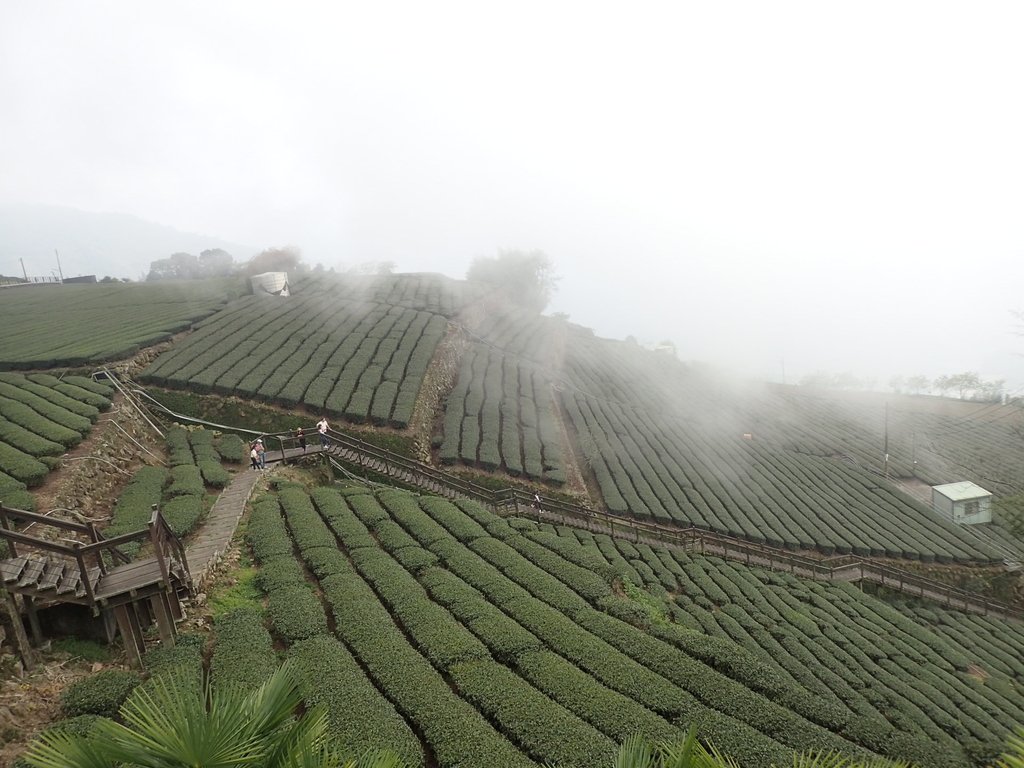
146,505,191,593
262,429,1024,620
281,427,498,504
0,504,190,604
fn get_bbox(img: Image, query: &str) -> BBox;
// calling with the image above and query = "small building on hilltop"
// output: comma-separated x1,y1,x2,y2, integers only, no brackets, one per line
250,271,290,297
931,481,992,524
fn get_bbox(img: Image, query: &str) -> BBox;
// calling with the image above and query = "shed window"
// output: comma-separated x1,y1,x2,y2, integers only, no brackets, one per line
964,500,980,516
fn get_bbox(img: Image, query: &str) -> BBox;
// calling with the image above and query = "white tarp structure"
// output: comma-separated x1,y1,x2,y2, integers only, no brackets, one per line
250,271,290,297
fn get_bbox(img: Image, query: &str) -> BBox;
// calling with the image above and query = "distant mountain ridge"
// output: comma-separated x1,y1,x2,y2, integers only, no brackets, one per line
0,203,253,281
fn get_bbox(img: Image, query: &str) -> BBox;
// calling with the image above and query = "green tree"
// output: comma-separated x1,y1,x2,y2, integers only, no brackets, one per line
906,375,930,395
467,249,559,313
199,248,234,278
245,246,303,276
947,371,982,399
146,252,199,281
23,664,407,768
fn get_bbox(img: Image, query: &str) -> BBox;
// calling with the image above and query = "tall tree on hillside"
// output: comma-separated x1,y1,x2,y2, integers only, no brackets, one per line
198,248,234,277
245,246,303,276
146,252,200,281
467,249,559,313
906,375,930,395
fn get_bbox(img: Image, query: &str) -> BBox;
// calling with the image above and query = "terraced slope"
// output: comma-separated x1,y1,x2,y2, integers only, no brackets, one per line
141,274,482,428
438,306,567,483
763,389,1024,497
12,270,1017,564
244,481,1021,767
561,333,1002,562
533,519,1023,766
0,280,238,368
0,372,113,510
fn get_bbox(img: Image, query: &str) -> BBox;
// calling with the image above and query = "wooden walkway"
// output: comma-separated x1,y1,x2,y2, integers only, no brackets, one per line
185,467,263,590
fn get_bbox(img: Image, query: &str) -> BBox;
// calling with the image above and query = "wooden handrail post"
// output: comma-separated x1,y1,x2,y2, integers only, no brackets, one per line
0,504,17,558
74,544,96,605
150,506,171,588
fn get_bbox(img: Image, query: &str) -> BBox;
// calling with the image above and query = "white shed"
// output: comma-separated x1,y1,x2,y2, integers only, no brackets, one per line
250,271,290,297
931,481,992,525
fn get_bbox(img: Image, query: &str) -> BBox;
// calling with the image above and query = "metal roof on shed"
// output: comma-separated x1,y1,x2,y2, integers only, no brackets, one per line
932,481,992,501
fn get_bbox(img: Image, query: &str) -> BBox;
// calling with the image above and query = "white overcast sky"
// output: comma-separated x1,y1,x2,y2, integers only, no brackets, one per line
2,1,1022,389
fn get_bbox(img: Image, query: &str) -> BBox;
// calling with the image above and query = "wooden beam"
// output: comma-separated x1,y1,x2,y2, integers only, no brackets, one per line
150,593,176,646
23,595,42,645
113,604,143,669
4,591,34,671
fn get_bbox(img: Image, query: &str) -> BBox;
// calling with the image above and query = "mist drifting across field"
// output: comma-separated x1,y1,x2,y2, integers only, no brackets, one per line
1,2,1022,390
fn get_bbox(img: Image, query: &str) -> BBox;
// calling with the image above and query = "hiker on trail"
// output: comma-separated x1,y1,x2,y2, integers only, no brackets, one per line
296,426,307,453
532,492,542,511
255,438,267,469
317,417,330,448
250,446,259,471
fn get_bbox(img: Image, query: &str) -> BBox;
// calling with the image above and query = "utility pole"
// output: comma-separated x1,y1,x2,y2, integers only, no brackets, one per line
54,249,64,282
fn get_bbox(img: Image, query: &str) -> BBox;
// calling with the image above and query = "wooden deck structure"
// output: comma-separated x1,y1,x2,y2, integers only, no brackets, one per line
0,504,192,670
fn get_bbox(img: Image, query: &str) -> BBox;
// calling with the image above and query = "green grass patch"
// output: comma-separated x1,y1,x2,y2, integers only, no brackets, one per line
208,566,262,616
51,638,113,663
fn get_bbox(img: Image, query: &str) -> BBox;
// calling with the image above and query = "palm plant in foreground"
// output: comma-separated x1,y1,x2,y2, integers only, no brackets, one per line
22,663,407,768
995,727,1024,768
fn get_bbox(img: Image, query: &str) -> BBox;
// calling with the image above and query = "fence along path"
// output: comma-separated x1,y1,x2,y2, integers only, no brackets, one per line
118,384,1023,622
256,426,1023,623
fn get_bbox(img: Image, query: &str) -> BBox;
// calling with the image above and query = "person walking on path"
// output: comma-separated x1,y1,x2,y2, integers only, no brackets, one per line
254,438,267,470
296,426,307,453
250,446,260,471
317,417,330,449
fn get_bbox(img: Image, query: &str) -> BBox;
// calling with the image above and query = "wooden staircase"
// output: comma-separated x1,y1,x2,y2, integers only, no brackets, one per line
0,504,193,670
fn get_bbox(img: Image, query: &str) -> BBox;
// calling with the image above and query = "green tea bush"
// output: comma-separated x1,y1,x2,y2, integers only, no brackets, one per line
211,607,278,691
61,669,141,718
256,555,307,592
161,493,204,537
0,442,49,486
0,418,64,457
267,585,328,643
197,458,230,487
0,398,82,447
214,433,245,463
165,426,193,467
64,375,115,398
166,464,204,496
288,635,422,764
246,497,293,562
302,547,353,580
449,658,616,766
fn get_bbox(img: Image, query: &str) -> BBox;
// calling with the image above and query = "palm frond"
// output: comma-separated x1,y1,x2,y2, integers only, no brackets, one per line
20,728,112,768
615,733,657,768
787,752,849,768
996,726,1024,768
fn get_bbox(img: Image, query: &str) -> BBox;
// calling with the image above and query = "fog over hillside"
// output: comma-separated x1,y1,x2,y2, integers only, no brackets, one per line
0,203,253,281
2,2,1022,391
